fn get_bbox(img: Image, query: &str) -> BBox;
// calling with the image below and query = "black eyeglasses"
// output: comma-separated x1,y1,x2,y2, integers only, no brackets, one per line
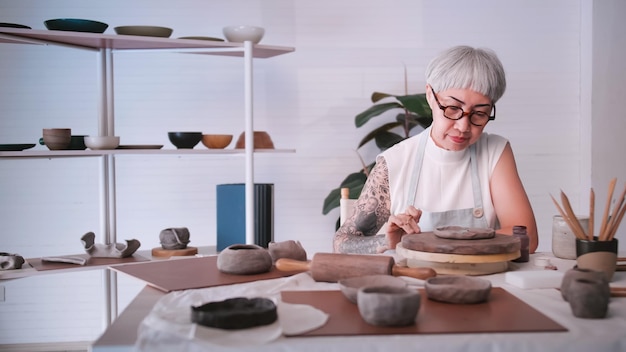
431,87,496,126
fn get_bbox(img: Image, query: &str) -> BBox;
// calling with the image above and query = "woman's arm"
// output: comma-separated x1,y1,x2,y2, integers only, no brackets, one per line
490,142,539,252
333,159,392,254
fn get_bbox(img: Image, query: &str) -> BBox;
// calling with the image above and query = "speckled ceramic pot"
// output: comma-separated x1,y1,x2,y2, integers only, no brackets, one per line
217,244,273,275
357,286,420,326
567,277,610,319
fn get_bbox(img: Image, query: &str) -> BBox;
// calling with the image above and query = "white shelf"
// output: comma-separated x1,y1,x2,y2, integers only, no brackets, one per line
0,27,294,58
0,148,296,158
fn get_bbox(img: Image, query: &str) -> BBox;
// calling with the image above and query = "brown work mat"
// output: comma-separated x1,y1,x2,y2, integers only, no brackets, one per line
112,256,300,292
28,254,149,271
281,288,567,336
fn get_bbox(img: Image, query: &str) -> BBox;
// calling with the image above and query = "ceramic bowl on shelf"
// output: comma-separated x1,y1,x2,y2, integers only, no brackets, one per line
84,136,120,150
42,128,71,150
168,132,202,149
222,25,265,44
234,131,274,149
114,26,173,38
44,18,109,33
202,134,233,149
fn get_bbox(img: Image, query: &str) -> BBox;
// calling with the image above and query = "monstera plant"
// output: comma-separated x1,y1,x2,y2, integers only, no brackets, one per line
322,88,433,228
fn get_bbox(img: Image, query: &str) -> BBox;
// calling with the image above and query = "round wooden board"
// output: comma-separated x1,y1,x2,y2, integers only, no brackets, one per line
404,257,510,276
401,232,520,255
396,243,520,264
151,246,198,258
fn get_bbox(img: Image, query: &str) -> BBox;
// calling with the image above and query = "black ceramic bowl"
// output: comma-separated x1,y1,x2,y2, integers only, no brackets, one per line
168,132,202,149
0,23,31,29
44,18,109,33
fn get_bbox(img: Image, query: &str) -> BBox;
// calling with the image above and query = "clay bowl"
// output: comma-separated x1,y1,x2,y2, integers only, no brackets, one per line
235,131,274,149
42,128,71,150
44,18,108,33
202,134,233,149
357,286,420,326
217,244,272,275
339,274,407,304
168,132,202,149
424,275,492,304
222,25,265,44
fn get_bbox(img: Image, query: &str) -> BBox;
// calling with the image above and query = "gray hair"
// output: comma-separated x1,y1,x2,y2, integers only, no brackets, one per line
426,45,506,103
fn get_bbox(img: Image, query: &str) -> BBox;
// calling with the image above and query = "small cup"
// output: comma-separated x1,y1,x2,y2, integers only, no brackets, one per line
552,214,589,259
576,237,618,281
357,286,420,326
42,128,71,150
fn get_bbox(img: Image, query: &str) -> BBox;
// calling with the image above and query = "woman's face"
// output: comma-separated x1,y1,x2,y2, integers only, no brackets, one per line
426,86,493,151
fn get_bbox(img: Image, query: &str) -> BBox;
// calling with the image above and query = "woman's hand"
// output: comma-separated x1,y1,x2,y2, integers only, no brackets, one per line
385,206,422,250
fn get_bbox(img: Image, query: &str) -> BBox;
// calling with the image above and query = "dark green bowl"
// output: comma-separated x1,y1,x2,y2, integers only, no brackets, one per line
44,18,108,33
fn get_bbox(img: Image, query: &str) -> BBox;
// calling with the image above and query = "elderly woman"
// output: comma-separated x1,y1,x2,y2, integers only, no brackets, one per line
333,45,538,255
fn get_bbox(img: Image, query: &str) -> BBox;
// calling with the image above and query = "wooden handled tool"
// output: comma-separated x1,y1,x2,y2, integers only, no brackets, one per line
275,252,436,282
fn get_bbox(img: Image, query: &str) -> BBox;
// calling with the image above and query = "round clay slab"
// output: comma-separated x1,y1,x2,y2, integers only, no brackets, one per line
425,275,492,304
434,226,495,240
401,232,520,255
191,297,277,329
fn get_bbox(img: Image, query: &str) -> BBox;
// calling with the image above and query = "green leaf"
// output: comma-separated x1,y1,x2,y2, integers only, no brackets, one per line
396,94,431,116
355,102,402,128
375,131,404,150
357,122,402,148
322,172,367,215
371,92,395,103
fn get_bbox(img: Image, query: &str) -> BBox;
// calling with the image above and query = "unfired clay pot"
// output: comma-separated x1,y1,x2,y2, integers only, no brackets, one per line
357,286,420,326
424,275,492,304
81,232,140,258
268,240,307,263
217,244,273,275
0,252,25,270
560,266,608,302
567,277,610,319
159,227,190,250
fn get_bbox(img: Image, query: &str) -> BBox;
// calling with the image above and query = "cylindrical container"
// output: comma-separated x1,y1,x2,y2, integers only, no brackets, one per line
512,225,529,263
552,215,589,259
576,237,619,281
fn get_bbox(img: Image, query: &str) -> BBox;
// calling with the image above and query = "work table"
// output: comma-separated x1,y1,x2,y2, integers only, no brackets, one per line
91,252,626,352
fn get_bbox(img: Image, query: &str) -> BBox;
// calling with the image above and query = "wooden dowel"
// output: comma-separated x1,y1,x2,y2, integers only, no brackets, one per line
606,201,626,241
589,188,595,241
550,194,587,240
599,178,617,241
561,191,588,240
604,182,626,241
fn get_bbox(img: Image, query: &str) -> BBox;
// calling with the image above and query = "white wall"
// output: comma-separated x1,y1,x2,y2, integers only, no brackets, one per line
0,0,615,346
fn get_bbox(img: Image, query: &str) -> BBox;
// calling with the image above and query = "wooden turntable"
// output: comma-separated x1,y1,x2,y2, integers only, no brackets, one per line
396,231,521,276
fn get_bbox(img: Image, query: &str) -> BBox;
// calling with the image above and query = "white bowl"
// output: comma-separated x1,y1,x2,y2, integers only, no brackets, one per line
85,136,120,150
222,25,264,44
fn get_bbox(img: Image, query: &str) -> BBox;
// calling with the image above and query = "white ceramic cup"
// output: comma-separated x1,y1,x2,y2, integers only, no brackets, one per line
552,215,589,259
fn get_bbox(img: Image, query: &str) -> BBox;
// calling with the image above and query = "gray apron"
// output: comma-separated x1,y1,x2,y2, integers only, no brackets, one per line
406,133,490,230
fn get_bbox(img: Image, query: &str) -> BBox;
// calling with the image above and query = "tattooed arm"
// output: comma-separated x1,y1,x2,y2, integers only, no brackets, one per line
333,157,392,254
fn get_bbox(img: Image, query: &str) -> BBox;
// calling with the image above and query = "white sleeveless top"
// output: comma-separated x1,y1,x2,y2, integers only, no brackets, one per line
379,128,508,231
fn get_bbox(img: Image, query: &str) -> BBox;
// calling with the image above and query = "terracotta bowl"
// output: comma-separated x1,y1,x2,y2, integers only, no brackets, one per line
424,275,492,304
357,286,420,326
235,131,274,149
202,134,233,149
339,274,407,304
217,244,272,275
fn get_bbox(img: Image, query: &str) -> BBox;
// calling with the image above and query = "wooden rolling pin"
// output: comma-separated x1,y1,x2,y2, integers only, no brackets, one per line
275,252,436,282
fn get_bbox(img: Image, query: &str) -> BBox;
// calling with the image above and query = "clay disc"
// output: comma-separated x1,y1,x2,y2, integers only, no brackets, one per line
151,246,198,258
401,232,520,255
396,243,520,264
434,226,495,240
